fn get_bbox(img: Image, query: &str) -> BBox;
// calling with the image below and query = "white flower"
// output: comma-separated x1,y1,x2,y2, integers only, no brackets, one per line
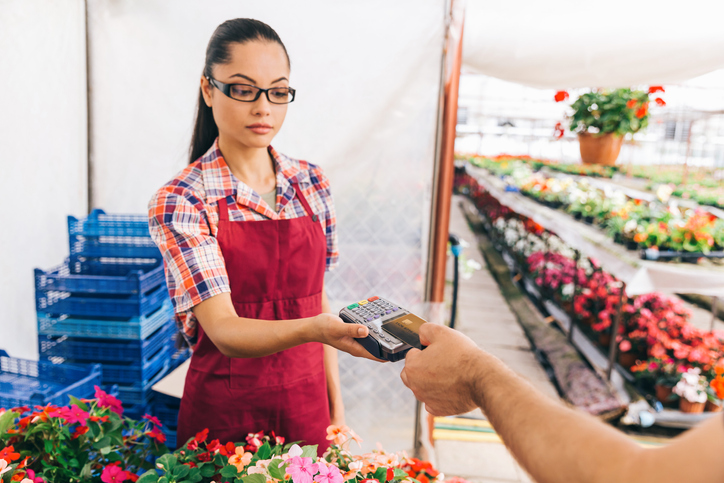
624,220,638,233
0,460,12,476
288,444,303,458
673,368,708,403
562,284,574,297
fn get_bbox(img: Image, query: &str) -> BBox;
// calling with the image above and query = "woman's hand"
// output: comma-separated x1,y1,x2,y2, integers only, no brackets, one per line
314,313,386,362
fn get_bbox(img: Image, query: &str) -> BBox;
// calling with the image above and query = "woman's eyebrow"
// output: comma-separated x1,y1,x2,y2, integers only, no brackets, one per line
228,74,289,85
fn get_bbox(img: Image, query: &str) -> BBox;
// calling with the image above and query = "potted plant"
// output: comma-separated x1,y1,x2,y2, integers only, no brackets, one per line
673,368,708,413
707,366,724,412
554,87,666,166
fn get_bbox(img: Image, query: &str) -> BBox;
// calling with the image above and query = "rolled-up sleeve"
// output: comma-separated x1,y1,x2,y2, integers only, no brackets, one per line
148,187,230,341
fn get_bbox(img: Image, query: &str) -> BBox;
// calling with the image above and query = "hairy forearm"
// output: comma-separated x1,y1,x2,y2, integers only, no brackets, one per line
473,352,644,483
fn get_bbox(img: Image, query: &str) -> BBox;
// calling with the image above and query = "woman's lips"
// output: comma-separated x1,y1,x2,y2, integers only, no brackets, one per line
247,124,272,134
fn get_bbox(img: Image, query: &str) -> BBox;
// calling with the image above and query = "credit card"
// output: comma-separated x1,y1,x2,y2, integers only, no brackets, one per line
382,313,427,350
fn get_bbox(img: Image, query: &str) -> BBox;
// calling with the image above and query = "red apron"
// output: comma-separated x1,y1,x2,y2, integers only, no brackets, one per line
177,183,330,449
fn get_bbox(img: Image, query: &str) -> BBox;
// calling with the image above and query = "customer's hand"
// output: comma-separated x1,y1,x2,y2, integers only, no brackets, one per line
400,323,485,416
315,313,386,362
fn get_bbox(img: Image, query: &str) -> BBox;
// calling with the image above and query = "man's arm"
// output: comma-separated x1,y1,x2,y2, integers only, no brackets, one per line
400,323,724,483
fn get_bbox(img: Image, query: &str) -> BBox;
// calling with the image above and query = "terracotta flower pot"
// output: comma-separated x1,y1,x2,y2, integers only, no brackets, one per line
654,384,673,403
705,400,723,412
598,332,611,348
617,352,638,370
578,133,623,166
679,399,706,414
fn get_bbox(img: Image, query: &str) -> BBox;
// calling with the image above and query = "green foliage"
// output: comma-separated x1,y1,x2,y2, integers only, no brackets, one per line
569,88,650,136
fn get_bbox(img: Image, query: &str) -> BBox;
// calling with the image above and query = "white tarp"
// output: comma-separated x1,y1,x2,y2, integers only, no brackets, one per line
463,0,724,89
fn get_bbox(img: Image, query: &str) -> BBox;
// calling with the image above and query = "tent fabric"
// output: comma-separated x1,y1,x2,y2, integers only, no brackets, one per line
462,0,724,89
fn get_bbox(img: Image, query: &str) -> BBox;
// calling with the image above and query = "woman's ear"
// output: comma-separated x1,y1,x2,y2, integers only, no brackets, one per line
200,76,213,107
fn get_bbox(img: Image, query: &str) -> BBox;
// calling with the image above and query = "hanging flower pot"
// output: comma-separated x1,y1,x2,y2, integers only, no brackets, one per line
578,133,624,166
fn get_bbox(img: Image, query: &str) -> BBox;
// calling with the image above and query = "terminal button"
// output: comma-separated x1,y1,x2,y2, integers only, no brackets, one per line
368,296,379,302
347,303,359,310
359,300,368,305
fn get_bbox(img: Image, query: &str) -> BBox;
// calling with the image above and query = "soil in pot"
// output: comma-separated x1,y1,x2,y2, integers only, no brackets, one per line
578,132,624,166
679,399,706,413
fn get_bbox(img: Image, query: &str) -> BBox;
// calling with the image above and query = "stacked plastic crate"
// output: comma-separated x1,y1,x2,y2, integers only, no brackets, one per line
35,210,189,443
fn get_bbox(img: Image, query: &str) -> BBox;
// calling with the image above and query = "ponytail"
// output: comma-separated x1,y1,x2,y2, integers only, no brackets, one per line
189,89,219,163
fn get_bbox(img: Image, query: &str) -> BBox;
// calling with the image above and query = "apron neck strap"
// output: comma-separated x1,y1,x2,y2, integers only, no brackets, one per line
292,183,318,221
218,196,230,222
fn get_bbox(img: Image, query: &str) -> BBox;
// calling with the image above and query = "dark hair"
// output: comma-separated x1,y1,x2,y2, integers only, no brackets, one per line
189,18,290,163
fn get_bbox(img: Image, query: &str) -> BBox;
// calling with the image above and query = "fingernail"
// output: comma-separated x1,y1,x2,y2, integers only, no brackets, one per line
358,327,366,336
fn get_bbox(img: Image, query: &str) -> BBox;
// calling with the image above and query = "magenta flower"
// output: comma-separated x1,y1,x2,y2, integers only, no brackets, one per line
57,405,89,426
94,386,124,416
101,463,129,483
288,456,319,483
314,464,343,483
143,414,162,427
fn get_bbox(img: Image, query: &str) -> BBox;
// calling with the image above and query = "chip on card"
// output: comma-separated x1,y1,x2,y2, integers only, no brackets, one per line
382,314,427,350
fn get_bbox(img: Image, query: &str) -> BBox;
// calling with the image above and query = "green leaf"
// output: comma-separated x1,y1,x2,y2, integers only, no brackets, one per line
158,477,169,483
220,465,239,478
0,410,18,435
268,459,288,480
300,445,318,459
80,462,93,480
157,454,178,474
173,465,190,479
373,467,388,482
93,436,111,450
242,474,267,483
137,470,160,483
68,395,89,412
393,468,408,479
44,439,54,453
188,467,202,482
200,464,217,477
257,442,272,460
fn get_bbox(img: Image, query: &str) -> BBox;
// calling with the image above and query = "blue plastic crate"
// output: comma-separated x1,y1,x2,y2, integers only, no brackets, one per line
39,322,173,364
115,362,170,406
99,345,170,386
0,357,101,408
68,209,152,237
35,259,164,295
152,392,180,428
163,427,178,449
36,283,168,318
122,402,153,421
69,234,162,259
38,300,173,340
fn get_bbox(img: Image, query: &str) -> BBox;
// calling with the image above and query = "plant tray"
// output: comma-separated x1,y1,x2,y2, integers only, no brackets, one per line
641,249,724,261
38,300,173,340
0,357,101,408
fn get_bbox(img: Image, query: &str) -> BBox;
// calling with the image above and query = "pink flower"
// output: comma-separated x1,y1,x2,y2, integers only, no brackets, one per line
143,414,162,427
58,405,89,426
314,464,344,483
101,463,129,483
288,456,319,483
94,386,123,416
619,340,632,352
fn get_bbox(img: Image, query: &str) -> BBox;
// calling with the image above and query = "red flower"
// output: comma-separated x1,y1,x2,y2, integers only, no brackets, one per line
195,428,209,444
143,414,162,428
94,386,124,416
636,106,648,119
90,415,110,424
219,442,236,456
648,86,665,94
386,468,395,482
626,100,637,109
197,452,212,462
554,90,569,102
101,463,129,483
207,439,221,453
0,445,20,462
147,426,166,444
553,122,565,139
654,97,666,107
72,425,90,439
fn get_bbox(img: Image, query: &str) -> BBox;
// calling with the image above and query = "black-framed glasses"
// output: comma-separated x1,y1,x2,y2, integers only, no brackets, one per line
206,77,296,104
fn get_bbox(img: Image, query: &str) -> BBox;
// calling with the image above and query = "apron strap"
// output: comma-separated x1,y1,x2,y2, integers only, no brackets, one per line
292,183,319,222
218,196,230,222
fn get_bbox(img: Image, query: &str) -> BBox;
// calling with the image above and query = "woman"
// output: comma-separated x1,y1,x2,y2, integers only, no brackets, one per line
149,18,377,449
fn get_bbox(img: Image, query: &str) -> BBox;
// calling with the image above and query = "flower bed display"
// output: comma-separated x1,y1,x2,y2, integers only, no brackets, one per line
457,155,724,259
0,388,442,483
454,169,724,410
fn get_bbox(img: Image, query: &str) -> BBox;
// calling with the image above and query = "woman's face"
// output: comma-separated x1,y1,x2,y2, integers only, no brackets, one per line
202,40,290,150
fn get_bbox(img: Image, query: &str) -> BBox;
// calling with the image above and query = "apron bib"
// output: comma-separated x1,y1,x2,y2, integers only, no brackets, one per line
177,183,330,449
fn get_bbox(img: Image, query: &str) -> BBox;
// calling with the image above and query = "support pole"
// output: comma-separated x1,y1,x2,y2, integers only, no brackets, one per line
606,282,626,380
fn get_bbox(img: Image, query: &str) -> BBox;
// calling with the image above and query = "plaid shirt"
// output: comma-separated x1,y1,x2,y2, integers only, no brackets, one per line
148,139,338,344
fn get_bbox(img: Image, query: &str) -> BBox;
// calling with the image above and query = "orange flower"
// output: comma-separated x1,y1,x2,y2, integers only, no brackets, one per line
636,106,648,119
554,90,569,102
648,86,665,94
633,233,647,243
655,97,666,107
626,100,637,109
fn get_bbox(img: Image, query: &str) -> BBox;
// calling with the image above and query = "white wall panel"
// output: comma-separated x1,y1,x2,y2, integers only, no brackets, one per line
0,0,88,359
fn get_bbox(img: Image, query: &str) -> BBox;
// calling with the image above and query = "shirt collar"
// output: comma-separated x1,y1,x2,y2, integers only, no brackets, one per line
202,139,311,217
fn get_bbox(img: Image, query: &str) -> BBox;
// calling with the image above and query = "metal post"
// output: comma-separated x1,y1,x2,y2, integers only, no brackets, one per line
711,297,719,333
567,250,580,342
606,282,627,380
